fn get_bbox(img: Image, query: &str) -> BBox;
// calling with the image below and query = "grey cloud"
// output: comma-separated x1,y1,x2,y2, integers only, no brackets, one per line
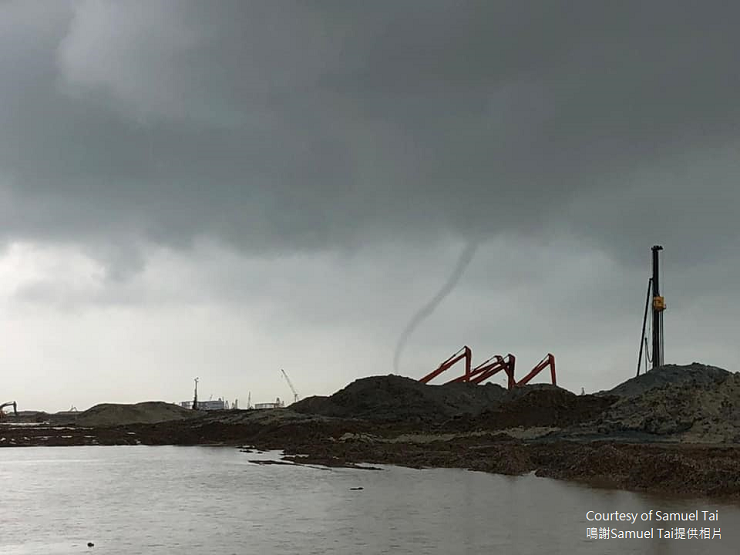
0,0,738,275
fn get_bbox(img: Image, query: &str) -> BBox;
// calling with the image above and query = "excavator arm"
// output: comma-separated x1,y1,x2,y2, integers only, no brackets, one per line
446,354,516,389
419,348,557,390
0,401,18,417
470,354,516,388
419,346,472,384
445,354,503,384
515,354,556,387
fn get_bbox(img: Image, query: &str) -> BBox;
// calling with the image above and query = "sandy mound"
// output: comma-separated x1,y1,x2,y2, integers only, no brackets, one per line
603,363,730,399
292,375,508,423
596,371,740,441
75,402,202,427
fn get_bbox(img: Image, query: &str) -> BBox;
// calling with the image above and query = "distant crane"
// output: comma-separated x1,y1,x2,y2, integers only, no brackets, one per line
281,369,299,404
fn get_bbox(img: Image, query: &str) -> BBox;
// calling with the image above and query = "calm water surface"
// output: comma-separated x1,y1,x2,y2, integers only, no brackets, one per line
1,445,738,554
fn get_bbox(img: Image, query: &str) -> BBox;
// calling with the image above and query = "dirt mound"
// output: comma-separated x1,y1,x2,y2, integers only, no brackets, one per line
536,444,634,480
292,375,508,423
535,443,740,497
287,363,740,443
603,362,730,399
596,372,740,441
290,396,346,417
75,402,202,427
623,447,740,497
446,388,617,431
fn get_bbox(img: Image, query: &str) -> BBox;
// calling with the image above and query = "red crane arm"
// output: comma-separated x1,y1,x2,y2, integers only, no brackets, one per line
419,346,472,384
443,354,516,389
470,354,516,389
445,354,502,384
515,354,556,387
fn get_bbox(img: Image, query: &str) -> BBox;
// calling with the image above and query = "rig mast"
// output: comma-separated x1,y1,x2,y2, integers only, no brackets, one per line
651,245,666,369
637,245,666,376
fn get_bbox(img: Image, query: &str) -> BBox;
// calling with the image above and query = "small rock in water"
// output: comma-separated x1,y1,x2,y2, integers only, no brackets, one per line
87,542,94,548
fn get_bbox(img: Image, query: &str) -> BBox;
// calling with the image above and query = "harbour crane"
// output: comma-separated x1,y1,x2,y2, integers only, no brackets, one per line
281,369,299,404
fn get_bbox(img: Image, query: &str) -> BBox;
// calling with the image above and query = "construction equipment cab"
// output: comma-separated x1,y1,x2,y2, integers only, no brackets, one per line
0,401,18,418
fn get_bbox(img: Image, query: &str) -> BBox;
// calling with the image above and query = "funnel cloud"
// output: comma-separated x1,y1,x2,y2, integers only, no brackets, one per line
393,242,478,374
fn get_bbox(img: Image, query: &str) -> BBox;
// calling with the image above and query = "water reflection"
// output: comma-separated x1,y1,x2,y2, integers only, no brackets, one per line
0,446,737,554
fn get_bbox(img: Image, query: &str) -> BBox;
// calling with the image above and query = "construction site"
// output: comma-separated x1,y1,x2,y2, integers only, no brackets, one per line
3,246,740,498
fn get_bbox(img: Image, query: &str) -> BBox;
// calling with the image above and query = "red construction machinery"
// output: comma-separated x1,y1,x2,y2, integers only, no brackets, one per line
418,346,555,390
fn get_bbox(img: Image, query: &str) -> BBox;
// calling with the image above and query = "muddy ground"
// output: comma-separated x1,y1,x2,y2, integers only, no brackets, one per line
3,411,740,498
3,363,740,499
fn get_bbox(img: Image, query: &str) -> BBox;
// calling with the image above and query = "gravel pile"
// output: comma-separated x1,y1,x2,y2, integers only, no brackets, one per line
595,370,740,442
602,363,730,399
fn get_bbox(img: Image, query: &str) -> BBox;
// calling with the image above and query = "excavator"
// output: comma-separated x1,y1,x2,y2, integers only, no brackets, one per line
0,401,18,419
418,346,472,384
419,347,556,389
516,353,556,387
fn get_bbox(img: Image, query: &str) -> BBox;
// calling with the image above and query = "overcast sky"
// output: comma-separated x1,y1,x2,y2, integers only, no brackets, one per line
2,1,739,412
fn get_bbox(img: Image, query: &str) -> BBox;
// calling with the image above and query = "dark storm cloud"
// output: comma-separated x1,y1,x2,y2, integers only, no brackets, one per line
1,0,738,270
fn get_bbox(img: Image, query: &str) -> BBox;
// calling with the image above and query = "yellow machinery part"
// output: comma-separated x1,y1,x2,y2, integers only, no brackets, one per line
653,296,666,311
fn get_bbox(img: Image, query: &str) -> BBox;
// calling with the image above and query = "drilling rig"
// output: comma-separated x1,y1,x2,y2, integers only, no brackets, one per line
637,245,666,376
